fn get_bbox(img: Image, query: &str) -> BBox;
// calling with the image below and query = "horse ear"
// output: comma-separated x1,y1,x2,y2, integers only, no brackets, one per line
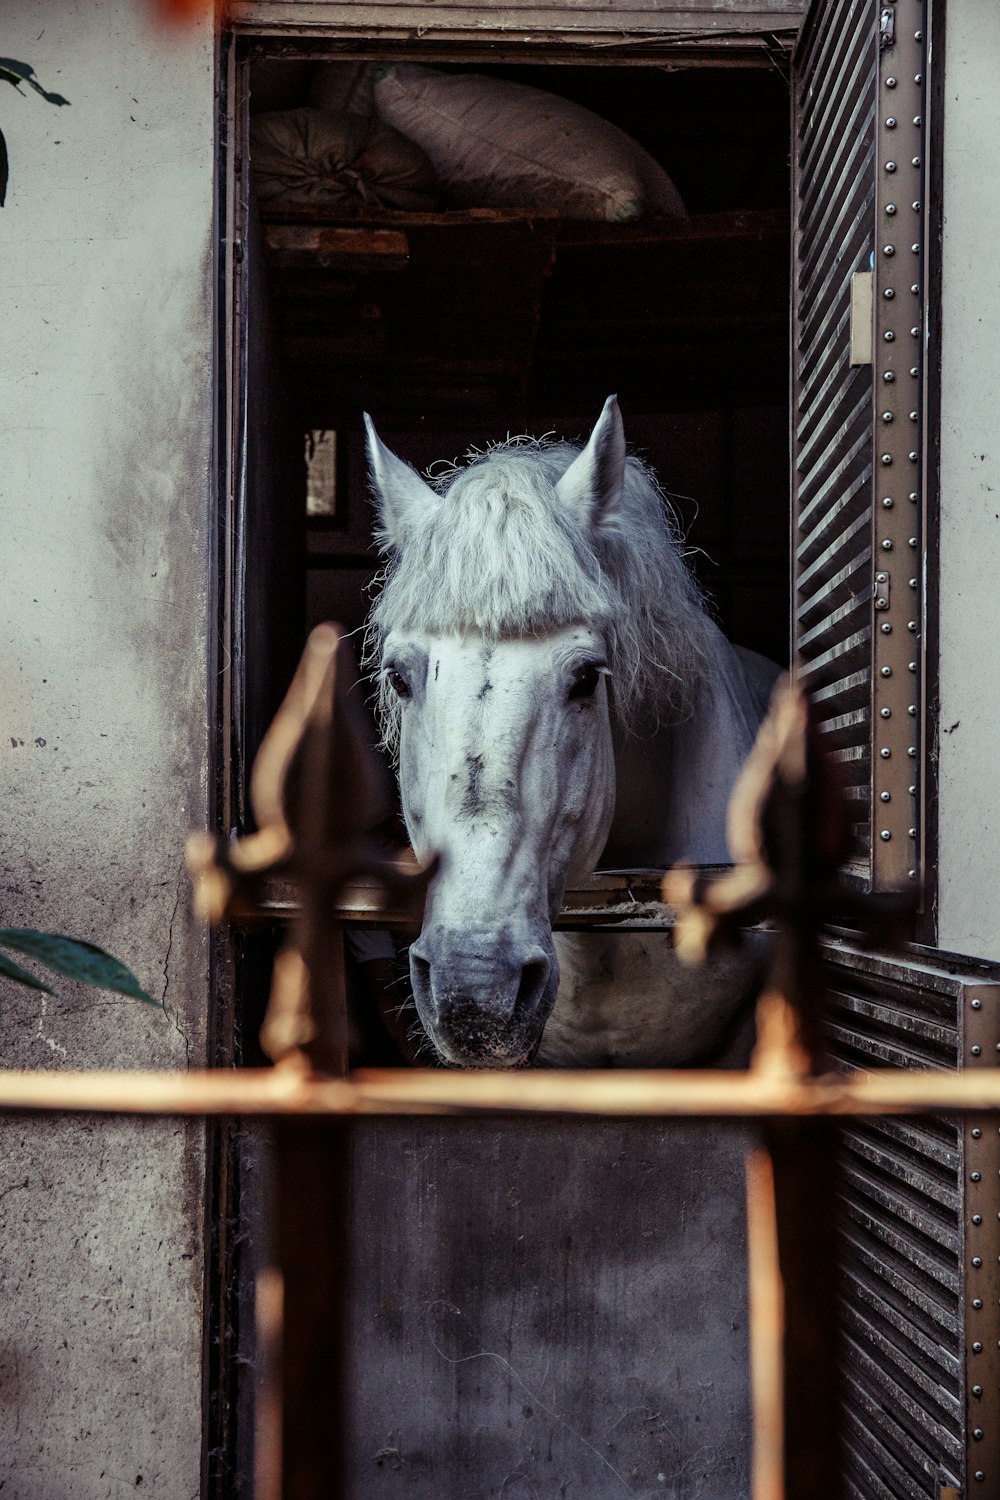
555,395,626,528
364,413,439,548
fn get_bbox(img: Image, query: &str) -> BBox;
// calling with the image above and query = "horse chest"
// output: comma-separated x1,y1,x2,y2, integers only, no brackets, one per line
538,931,755,1068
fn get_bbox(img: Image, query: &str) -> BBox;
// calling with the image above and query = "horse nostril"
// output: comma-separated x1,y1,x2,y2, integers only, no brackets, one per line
517,959,549,1014
410,953,433,1012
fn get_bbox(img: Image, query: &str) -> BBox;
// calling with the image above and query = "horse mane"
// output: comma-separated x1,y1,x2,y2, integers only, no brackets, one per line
364,434,716,753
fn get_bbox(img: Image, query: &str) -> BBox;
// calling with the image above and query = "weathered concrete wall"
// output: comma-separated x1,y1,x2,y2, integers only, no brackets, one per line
0,4,216,1496
937,0,1000,961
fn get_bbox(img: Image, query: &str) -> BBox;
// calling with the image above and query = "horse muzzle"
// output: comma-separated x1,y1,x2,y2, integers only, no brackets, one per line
409,925,558,1068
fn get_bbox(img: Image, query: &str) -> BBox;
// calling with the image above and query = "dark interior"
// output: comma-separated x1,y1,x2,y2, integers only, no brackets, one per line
246,57,792,689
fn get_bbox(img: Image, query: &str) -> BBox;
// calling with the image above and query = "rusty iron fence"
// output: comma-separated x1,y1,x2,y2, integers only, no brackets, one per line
2,624,998,1500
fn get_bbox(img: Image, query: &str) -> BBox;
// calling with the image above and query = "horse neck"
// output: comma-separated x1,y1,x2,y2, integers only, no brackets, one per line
602,626,766,870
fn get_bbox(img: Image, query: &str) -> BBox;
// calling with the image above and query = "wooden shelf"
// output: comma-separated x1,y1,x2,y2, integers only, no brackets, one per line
231,867,739,932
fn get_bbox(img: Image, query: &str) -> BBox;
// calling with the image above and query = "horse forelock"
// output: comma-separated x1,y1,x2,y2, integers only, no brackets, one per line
365,437,714,753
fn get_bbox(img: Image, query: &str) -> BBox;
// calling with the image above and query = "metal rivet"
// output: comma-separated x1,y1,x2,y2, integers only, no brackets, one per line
973,1125,983,1134
882,537,893,548
974,1341,984,1352
914,74,922,85
884,372,895,385
882,622,892,634
909,491,918,501
885,330,895,342
886,77,897,89
880,747,892,758
972,1170,982,1179
909,451,918,461
974,1384,984,1396
913,117,922,128
974,1426,985,1439
914,33,922,43
880,790,891,802
912,156,921,167
910,412,918,422
974,1214,983,1224
881,454,893,465
972,999,983,1009
909,663,916,674
909,577,918,588
881,707,892,718
974,1256,984,1267
907,746,917,756
908,705,917,716
884,287,896,299
882,412,894,424
880,829,891,841
885,205,897,219
909,536,917,546
909,785,916,794
886,117,897,128
883,495,895,506
881,666,892,678
911,203,920,213
908,827,916,838
911,326,920,336
911,283,919,294
907,868,917,878
911,243,920,253
974,1301,984,1311
975,1472,985,1483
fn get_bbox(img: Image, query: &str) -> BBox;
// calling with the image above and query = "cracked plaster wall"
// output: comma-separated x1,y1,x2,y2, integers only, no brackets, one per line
0,4,215,1496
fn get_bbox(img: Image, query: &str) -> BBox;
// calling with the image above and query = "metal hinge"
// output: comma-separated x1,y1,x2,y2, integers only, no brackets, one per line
874,571,890,610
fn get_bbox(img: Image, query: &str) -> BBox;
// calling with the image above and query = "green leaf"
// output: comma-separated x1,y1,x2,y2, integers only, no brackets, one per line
0,930,158,1005
0,127,7,208
0,949,54,994
0,58,69,106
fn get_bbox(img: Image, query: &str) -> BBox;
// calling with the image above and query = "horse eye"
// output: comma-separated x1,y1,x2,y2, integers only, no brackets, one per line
568,664,602,701
386,667,411,699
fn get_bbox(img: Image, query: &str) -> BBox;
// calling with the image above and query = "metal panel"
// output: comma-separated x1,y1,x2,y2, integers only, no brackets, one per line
793,0,930,890
792,0,877,880
825,940,1000,1497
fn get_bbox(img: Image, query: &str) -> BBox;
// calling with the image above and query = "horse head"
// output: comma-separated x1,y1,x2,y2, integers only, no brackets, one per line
364,397,716,1067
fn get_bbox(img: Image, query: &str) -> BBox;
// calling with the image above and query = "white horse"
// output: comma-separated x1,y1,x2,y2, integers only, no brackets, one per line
363,397,779,1068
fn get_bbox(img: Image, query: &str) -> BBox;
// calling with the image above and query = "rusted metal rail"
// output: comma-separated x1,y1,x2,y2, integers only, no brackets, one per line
2,626,995,1500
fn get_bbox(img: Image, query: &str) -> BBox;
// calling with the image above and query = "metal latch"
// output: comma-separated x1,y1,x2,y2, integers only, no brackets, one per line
875,571,890,610
849,272,873,366
880,7,896,49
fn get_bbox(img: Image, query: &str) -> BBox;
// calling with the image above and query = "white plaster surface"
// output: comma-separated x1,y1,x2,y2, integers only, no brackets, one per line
936,0,1000,961
0,4,216,1495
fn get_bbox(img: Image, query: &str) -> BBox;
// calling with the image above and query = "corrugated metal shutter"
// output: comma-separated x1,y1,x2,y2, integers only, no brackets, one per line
826,940,1000,1497
792,0,878,879
793,0,927,891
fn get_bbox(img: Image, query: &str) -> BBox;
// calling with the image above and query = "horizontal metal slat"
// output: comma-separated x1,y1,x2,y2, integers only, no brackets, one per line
842,1128,961,1214
841,1197,961,1300
842,1161,961,1260
840,1302,962,1430
842,1342,964,1472
841,1394,943,1500
848,1269,962,1391
841,1226,960,1340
